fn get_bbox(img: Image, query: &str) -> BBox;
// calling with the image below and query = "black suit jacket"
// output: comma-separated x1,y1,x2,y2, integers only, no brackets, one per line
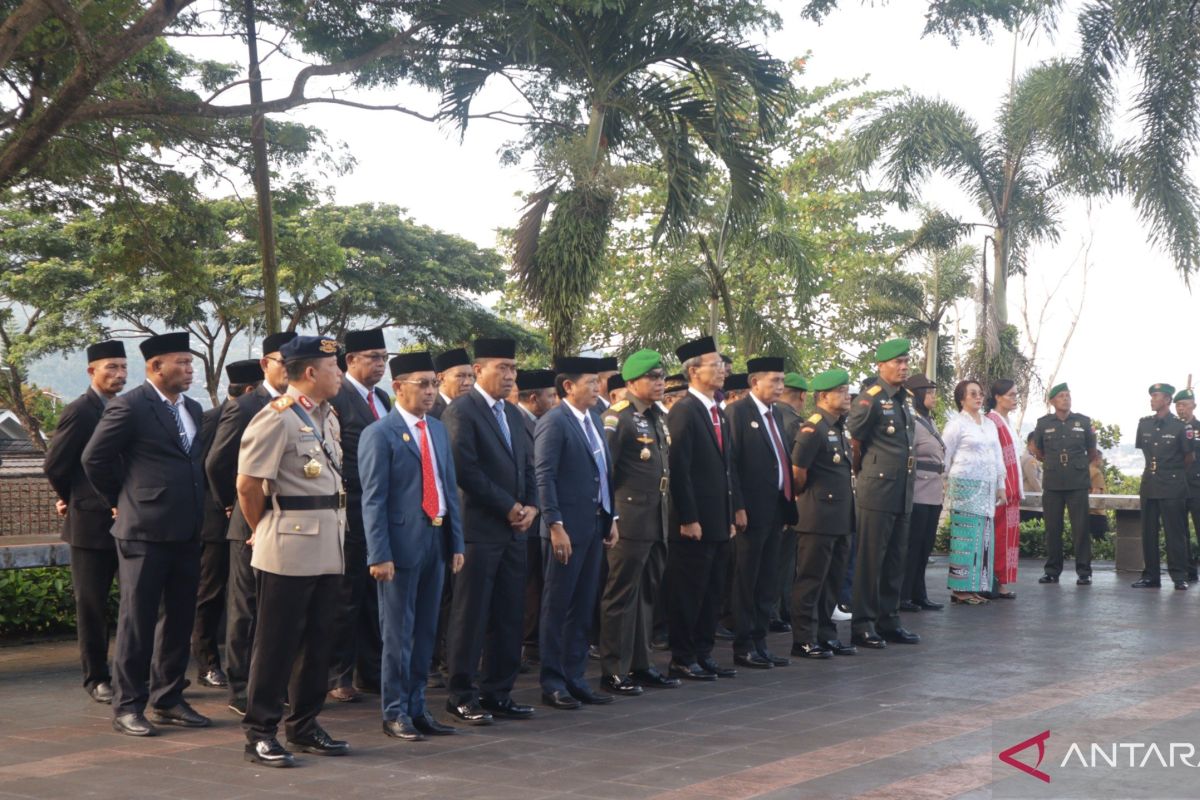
82,381,205,543
442,388,537,543
727,396,799,528
205,384,273,542
199,403,231,542
328,377,392,497
429,393,449,420
43,387,115,550
666,392,740,542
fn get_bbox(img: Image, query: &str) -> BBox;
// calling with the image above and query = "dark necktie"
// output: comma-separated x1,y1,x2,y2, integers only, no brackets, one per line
765,408,792,501
710,405,723,452
584,414,612,514
165,400,190,451
493,400,513,451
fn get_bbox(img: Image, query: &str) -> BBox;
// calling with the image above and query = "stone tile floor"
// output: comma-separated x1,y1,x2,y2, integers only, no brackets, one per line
3,559,1200,799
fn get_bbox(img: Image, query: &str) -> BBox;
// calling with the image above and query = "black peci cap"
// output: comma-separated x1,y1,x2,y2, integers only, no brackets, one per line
139,332,190,360
746,356,784,374
434,348,472,373
473,338,516,359
86,340,125,362
675,336,717,363
517,369,556,391
262,331,297,356
343,328,386,354
389,351,436,378
225,359,264,384
553,356,603,375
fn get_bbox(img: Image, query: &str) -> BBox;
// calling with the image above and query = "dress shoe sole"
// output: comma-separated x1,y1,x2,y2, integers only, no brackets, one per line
150,715,211,728
413,725,457,736
793,651,832,660
198,678,228,688
853,640,887,650
576,696,615,705
112,720,157,737
543,699,582,710
91,693,113,705
480,706,535,720
290,743,350,755
244,752,294,768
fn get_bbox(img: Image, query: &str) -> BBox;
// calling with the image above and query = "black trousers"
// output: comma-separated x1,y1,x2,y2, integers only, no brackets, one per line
791,533,849,644
774,527,798,622
191,539,229,673
1185,496,1200,577
244,571,340,743
523,532,544,658
112,538,201,716
432,563,454,673
1043,488,1091,578
732,502,784,654
446,537,526,704
69,545,118,689
666,538,729,665
599,538,666,677
901,503,942,604
225,538,257,702
850,507,909,637
1142,496,1190,583
329,502,382,691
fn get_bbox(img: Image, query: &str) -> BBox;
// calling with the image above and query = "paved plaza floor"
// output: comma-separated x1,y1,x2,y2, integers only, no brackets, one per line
3,559,1200,799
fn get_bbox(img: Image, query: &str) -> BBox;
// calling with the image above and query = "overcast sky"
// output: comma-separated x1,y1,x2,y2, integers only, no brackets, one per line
180,0,1196,440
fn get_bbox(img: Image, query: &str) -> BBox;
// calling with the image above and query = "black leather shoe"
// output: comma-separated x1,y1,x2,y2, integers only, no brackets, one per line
542,690,582,710
880,628,920,645
851,632,887,649
1176,581,1190,590
228,696,247,716
89,681,114,704
151,701,211,728
714,625,735,641
915,600,944,611
790,641,832,659
667,661,717,681
411,712,457,736
289,726,349,756
757,648,789,667
245,738,294,767
630,668,681,688
112,712,156,737
733,651,773,669
1131,578,1162,588
898,601,921,612
382,718,425,741
445,699,493,725
569,686,615,705
1038,574,1059,584
821,639,857,656
479,697,535,719
768,619,792,633
1076,576,1092,586
698,657,737,678
198,668,228,688
601,675,645,696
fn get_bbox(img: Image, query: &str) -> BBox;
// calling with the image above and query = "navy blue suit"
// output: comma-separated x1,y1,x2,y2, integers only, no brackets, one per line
360,409,464,723
533,402,614,695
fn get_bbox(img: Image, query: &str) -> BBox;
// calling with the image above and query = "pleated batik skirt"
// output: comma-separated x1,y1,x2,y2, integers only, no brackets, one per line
946,476,994,592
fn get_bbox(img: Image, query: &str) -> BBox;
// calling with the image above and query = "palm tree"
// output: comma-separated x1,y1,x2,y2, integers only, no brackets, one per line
436,1,793,357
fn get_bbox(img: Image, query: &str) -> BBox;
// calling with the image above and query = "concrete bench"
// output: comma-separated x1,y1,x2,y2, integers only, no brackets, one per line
1021,492,1143,572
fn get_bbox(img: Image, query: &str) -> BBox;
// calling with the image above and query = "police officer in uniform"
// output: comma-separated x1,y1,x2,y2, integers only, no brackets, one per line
1032,383,1099,585
237,335,349,766
790,368,856,658
1174,388,1200,580
598,349,680,694
1132,382,1195,590
847,338,919,649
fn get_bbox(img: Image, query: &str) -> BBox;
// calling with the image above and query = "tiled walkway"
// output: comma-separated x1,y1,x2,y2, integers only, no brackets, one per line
2,559,1199,799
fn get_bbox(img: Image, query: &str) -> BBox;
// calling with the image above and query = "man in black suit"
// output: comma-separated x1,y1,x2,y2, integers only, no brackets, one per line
82,332,210,736
205,332,295,715
192,359,263,691
327,328,392,702
726,357,797,670
441,338,538,724
771,373,807,633
594,356,619,413
431,348,474,420
514,368,557,665
665,336,741,681
43,340,128,704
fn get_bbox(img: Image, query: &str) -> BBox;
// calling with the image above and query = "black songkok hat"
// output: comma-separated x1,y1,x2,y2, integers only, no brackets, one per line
343,328,386,354
553,356,603,375
517,369,556,391
597,356,619,373
434,348,472,373
608,374,626,391
472,338,516,359
262,331,297,356
675,336,717,364
86,340,125,362
746,356,785,374
389,351,436,378
724,373,749,391
139,332,189,360
225,359,264,384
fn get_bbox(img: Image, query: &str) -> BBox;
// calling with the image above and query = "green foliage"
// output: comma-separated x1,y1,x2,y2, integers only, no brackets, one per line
934,516,1117,561
0,567,118,638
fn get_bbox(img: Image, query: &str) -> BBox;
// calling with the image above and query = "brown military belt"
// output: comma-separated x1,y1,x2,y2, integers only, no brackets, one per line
266,492,347,511
915,460,942,474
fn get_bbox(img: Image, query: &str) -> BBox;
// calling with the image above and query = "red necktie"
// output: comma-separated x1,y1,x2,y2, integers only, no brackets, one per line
415,420,439,521
368,392,380,420
765,409,792,501
710,405,724,452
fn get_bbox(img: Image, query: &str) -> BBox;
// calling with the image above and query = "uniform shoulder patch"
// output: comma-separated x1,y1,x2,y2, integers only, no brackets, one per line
799,426,816,435
866,385,882,397
270,396,294,412
610,400,630,413
807,413,822,424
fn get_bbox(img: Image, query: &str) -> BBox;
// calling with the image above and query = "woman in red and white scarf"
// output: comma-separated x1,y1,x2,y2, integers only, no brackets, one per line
986,380,1023,599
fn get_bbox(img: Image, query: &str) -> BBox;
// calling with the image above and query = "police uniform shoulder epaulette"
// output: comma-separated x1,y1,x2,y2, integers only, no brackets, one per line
799,425,816,434
610,400,630,413
866,385,882,397
270,396,294,412
807,413,822,424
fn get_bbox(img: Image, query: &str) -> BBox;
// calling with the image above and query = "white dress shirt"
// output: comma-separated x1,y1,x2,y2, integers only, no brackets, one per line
147,380,196,443
750,393,785,491
346,373,387,419
394,404,447,517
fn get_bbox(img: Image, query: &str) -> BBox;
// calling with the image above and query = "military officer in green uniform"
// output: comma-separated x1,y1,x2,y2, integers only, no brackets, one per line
1132,383,1195,589
846,339,919,649
790,368,856,659
597,350,680,693
1174,388,1200,581
1032,383,1099,585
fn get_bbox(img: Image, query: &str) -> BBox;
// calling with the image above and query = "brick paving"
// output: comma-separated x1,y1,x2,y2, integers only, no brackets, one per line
3,559,1200,799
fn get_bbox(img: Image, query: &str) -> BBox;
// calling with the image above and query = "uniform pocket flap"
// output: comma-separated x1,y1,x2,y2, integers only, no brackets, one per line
276,516,319,535
134,486,166,502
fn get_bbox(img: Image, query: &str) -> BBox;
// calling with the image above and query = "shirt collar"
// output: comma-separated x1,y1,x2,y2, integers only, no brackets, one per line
564,401,590,423
394,403,426,431
146,379,185,407
344,373,373,400
688,386,717,411
264,382,282,398
750,392,772,417
473,383,502,408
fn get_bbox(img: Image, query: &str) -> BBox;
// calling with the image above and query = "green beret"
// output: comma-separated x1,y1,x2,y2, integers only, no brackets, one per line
874,338,910,362
1175,388,1195,402
621,348,662,382
1048,383,1069,400
1149,382,1175,397
784,372,808,391
811,368,850,392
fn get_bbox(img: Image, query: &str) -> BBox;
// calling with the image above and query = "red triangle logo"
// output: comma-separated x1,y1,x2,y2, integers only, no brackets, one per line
999,730,1051,783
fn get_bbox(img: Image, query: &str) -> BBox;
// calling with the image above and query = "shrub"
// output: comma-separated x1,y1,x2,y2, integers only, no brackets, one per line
0,567,119,638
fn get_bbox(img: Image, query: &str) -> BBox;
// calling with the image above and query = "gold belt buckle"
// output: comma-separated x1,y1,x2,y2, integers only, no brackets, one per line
906,457,914,471
659,476,669,493
1060,453,1069,466
432,516,443,527
1151,459,1157,474
337,491,347,509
